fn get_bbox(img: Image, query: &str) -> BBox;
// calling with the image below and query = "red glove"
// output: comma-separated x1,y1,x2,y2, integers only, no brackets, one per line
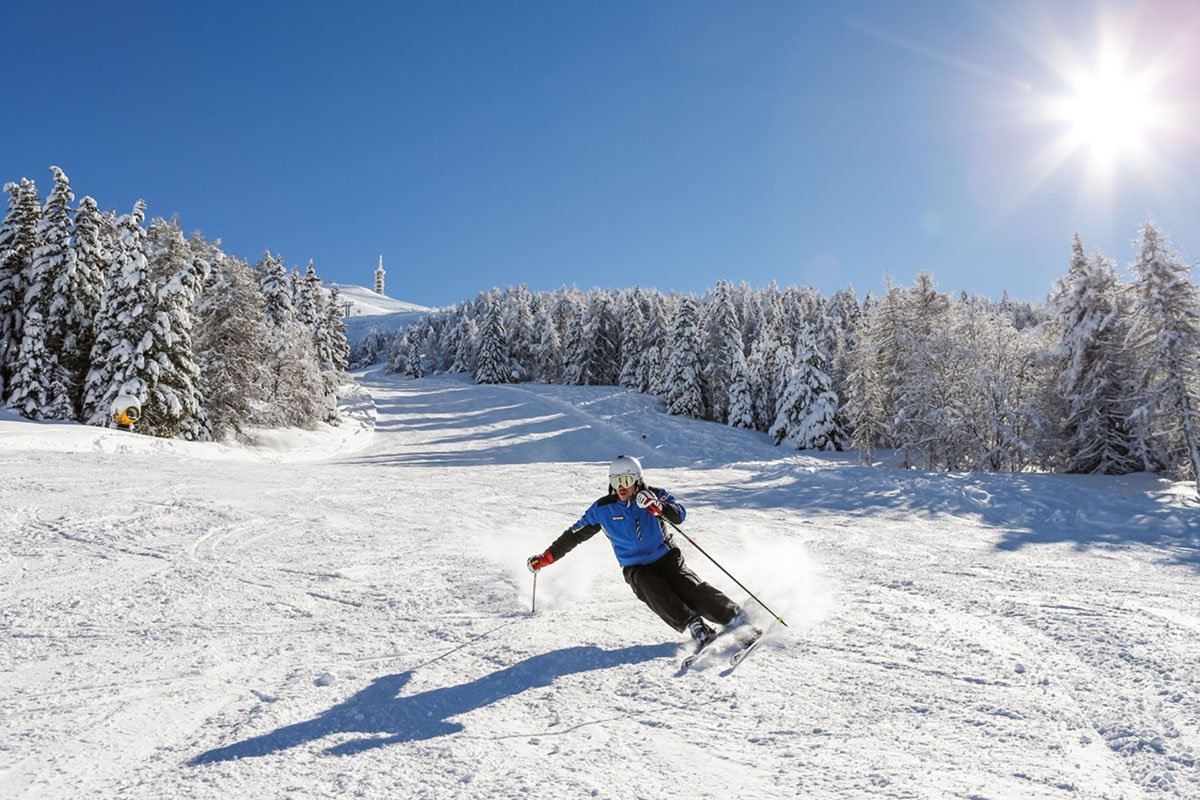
527,550,554,573
635,489,663,516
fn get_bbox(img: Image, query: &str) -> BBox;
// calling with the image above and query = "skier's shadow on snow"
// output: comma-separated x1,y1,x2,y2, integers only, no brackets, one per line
190,643,674,764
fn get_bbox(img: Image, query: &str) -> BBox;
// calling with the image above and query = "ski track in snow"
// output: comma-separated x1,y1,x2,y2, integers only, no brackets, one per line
2,371,1199,799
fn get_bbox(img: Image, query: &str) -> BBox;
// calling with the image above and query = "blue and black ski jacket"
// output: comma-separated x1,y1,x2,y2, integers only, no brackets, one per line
547,486,686,567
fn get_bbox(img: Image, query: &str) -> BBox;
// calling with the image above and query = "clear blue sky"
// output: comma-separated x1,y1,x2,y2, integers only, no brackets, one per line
5,1,1198,308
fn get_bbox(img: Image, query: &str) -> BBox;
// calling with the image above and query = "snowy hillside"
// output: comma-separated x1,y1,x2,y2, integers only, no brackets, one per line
329,282,434,344
3,372,1199,799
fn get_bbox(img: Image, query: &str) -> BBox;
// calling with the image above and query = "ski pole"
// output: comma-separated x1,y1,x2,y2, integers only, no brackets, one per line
662,517,788,628
531,570,538,614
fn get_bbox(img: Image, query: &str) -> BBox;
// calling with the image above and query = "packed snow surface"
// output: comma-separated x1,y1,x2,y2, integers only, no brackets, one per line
2,372,1199,799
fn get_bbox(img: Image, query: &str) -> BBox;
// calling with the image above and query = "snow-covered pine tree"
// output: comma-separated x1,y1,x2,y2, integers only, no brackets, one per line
312,283,350,422
843,295,889,462
575,290,620,386
140,217,210,439
533,298,563,382
951,294,1040,472
738,281,763,352
890,273,958,469
194,247,269,441
1051,235,1138,474
665,294,705,417
350,326,392,369
68,194,109,415
770,320,847,450
702,280,744,423
1126,220,1200,484
256,251,323,428
0,179,41,407
12,170,83,420
474,290,511,384
560,301,588,385
448,305,479,375
503,285,537,382
727,346,756,429
825,285,860,433
617,294,645,390
296,260,322,329
82,200,155,427
32,166,87,419
403,331,424,380
389,330,412,375
641,293,671,397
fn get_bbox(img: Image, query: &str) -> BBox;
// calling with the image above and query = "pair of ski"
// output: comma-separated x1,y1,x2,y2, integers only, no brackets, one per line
679,623,766,673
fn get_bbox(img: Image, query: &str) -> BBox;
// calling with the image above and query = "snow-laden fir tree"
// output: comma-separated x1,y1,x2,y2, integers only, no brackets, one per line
563,291,620,386
35,167,90,418
703,280,744,423
503,285,537,382
388,329,411,375
1050,235,1138,474
843,296,889,462
747,335,792,432
474,290,512,384
312,283,350,422
194,247,269,442
617,295,645,390
825,285,861,429
1125,220,1200,484
533,299,563,382
0,179,41,405
953,294,1041,472
560,301,588,385
770,320,847,450
256,251,323,428
727,347,756,430
643,294,672,398
136,217,210,439
665,295,705,417
68,194,109,413
9,171,77,419
387,323,418,375
448,305,479,375
424,317,448,372
890,273,960,469
82,200,155,426
403,332,424,380
350,326,392,369
295,260,323,332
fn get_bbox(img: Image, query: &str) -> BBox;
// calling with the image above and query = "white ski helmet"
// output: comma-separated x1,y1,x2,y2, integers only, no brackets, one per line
608,454,644,489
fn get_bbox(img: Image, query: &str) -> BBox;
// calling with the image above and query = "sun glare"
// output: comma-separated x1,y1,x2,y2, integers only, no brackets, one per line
1061,67,1155,160
1021,14,1192,203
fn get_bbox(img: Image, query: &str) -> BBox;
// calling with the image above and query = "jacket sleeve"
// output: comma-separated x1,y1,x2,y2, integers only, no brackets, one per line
650,486,685,526
546,505,602,562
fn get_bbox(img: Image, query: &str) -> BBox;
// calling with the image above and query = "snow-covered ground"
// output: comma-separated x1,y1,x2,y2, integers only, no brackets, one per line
329,283,434,345
2,371,1198,799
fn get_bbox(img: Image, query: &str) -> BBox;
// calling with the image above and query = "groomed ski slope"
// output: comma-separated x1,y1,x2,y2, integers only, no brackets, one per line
3,371,1199,799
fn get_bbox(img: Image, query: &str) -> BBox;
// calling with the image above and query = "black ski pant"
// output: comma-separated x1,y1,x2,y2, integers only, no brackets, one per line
622,548,739,632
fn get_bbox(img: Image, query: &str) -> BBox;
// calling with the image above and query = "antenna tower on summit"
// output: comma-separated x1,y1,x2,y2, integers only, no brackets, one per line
375,255,386,295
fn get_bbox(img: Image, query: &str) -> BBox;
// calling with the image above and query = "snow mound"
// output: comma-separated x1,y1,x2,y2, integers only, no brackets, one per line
329,283,431,317
0,381,377,463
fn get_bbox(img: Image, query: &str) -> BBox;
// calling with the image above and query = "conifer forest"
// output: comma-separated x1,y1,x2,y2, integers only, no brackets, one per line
4,166,1198,485
0,168,350,442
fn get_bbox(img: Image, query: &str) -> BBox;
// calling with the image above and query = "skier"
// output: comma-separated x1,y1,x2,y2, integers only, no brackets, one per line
526,455,747,648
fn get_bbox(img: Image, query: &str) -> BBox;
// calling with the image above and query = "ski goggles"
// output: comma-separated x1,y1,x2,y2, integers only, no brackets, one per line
610,473,639,490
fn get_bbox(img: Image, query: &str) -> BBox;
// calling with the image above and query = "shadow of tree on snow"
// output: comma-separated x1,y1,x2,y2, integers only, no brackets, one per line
190,643,674,764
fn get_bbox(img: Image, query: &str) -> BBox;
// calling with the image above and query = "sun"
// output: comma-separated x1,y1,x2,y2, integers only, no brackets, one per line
1059,65,1157,162
1016,20,1187,204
